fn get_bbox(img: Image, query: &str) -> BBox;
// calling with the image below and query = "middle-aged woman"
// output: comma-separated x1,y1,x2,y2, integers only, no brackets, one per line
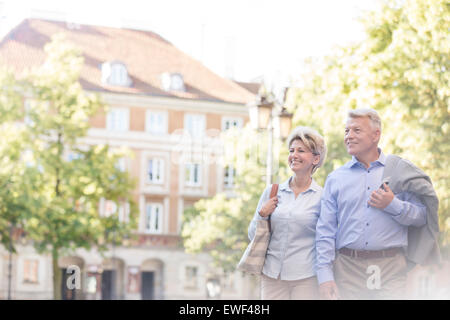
248,126,327,300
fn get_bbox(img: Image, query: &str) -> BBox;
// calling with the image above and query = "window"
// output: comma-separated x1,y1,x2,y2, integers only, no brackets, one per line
145,203,163,233
146,111,167,135
23,259,39,284
100,199,117,217
116,158,127,172
185,163,201,186
185,114,205,139
101,62,131,87
99,198,129,222
106,108,129,132
118,202,130,223
224,165,236,188
161,72,185,92
222,117,243,131
184,266,198,289
147,158,164,184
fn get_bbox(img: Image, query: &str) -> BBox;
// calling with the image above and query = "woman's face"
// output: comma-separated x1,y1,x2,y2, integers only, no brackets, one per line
288,139,320,175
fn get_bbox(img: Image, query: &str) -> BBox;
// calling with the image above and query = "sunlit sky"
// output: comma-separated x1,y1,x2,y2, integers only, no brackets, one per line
0,0,379,87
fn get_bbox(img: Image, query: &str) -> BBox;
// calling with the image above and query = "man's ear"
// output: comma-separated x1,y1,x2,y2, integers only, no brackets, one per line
373,128,381,143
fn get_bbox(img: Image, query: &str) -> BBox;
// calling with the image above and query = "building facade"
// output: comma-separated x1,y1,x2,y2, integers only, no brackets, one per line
0,18,260,300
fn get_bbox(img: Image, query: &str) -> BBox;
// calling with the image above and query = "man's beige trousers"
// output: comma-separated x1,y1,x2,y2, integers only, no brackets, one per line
334,252,408,300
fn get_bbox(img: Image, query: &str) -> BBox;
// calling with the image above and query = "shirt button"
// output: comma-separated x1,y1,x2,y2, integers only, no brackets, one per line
367,187,370,190
366,223,369,226
365,242,368,245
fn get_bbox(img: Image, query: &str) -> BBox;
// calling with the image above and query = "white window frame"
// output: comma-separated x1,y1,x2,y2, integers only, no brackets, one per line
145,203,163,234
23,259,40,284
106,107,129,132
145,110,168,135
99,198,117,217
185,163,202,187
184,114,205,139
118,202,130,223
161,72,185,92
222,117,243,131
116,157,127,172
110,63,128,86
147,158,165,184
102,62,130,87
223,165,236,189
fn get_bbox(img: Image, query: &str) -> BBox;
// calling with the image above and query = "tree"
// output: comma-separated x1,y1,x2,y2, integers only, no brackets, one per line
182,0,450,270
0,34,138,299
182,125,291,272
289,0,449,243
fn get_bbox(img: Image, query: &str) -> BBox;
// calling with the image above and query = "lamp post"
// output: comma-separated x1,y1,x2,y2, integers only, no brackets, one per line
249,92,293,185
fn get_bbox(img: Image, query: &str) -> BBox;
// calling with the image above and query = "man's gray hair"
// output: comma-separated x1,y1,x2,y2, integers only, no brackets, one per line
348,108,382,132
287,126,327,174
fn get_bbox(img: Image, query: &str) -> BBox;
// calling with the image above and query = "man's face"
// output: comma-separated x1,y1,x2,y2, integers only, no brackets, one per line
344,117,380,157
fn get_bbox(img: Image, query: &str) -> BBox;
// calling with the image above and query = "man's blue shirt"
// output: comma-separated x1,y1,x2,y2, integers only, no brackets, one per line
315,150,427,284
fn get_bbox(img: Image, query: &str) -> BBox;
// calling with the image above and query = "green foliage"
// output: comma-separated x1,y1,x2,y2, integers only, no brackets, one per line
182,0,450,270
182,126,290,272
0,34,138,298
289,0,449,243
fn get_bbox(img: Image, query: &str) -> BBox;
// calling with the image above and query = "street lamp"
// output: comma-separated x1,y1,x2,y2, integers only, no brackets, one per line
248,92,293,185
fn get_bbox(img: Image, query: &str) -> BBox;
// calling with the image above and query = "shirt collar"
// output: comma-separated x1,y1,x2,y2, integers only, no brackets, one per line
346,148,386,168
279,176,321,193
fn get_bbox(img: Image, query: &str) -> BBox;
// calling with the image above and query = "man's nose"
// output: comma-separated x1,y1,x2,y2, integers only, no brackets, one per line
346,130,355,139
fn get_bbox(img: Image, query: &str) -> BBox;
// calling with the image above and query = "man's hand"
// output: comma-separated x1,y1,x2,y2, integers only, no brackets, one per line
319,281,340,300
368,183,394,209
258,196,278,217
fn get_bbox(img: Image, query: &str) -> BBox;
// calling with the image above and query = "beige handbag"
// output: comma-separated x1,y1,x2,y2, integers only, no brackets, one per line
237,184,278,275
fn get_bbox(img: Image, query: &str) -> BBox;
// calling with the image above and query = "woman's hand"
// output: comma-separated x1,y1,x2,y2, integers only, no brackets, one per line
258,196,278,217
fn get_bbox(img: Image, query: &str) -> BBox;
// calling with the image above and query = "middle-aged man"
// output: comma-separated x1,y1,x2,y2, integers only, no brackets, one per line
315,108,440,300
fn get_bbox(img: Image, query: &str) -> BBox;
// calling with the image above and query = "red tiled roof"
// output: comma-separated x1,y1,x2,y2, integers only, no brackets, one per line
233,81,261,95
0,18,255,104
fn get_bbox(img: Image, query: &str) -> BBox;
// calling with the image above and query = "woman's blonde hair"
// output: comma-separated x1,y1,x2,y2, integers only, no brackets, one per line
287,126,327,174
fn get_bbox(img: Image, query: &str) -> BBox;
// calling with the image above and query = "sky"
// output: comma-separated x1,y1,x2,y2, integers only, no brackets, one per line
0,0,379,89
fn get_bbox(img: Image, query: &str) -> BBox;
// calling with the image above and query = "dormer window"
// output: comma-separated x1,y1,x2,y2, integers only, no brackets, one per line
101,61,132,87
161,72,185,92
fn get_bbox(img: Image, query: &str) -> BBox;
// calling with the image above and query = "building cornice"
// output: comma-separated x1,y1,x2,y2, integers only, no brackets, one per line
88,91,251,116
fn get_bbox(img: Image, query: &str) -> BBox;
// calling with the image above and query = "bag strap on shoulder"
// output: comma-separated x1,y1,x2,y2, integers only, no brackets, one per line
267,184,279,232
269,183,279,198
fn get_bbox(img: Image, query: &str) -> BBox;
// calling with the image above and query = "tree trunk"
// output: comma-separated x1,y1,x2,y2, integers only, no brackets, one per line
52,247,62,300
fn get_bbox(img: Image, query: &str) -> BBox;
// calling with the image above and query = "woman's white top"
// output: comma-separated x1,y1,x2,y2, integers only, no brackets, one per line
248,176,322,281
